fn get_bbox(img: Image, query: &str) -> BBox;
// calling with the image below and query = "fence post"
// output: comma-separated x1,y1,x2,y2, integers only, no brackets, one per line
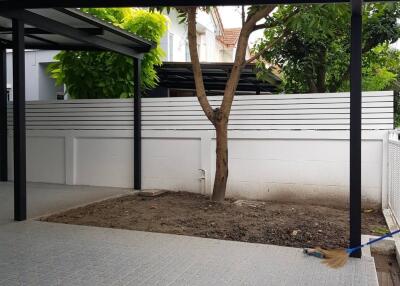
382,132,389,209
0,47,7,181
133,57,141,190
12,18,27,221
349,0,363,258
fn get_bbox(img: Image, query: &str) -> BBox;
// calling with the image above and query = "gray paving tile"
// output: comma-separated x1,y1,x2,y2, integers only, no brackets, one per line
0,182,132,225
0,221,379,286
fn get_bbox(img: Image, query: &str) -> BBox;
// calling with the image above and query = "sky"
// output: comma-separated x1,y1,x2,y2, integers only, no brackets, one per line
218,6,243,28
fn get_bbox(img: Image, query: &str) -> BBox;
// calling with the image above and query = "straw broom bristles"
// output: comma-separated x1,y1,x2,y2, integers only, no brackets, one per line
311,229,400,269
315,247,350,269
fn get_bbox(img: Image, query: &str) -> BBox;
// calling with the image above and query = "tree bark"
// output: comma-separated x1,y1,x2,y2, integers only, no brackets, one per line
316,49,327,93
220,5,275,117
307,79,318,93
212,119,228,201
186,5,275,202
187,7,215,123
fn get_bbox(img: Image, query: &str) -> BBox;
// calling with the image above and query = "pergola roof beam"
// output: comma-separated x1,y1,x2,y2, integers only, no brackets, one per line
59,8,152,48
0,27,104,35
0,9,143,58
24,34,59,46
0,0,392,9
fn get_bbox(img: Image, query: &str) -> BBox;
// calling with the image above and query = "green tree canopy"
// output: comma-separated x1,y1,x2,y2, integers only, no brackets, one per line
47,8,168,99
253,3,400,93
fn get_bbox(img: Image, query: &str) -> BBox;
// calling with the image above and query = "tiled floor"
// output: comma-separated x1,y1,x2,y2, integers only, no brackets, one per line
0,182,379,286
0,182,132,225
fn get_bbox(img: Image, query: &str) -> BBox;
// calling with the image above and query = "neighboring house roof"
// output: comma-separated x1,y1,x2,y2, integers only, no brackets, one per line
218,28,241,48
210,7,224,36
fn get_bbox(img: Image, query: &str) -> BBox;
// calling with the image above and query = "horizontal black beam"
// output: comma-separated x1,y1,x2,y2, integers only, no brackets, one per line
59,8,154,49
159,75,274,83
160,78,275,84
0,43,150,53
160,79,275,86
0,0,393,9
158,71,257,77
0,9,144,58
161,83,277,91
25,34,59,45
0,27,104,35
162,62,257,70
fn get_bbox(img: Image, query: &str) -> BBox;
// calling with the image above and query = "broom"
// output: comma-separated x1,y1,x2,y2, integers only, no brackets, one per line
305,229,400,269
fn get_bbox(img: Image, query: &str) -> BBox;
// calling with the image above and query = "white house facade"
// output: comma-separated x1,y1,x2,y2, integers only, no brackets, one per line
5,50,64,101
160,8,242,63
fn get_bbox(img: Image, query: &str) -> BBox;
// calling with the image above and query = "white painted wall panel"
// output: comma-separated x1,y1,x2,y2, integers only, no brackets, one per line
142,138,202,192
7,136,65,184
27,137,65,184
217,139,383,207
75,138,133,188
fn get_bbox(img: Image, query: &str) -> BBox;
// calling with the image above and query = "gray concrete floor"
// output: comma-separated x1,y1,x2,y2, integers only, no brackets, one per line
0,182,379,286
0,182,132,225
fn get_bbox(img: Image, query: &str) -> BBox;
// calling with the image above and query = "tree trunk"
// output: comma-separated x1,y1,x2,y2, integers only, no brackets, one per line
185,5,276,202
316,48,327,92
212,120,228,202
307,79,318,93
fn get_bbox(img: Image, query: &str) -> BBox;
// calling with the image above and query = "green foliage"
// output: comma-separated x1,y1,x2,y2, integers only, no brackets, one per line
47,8,168,99
254,3,400,93
362,44,400,91
337,43,400,92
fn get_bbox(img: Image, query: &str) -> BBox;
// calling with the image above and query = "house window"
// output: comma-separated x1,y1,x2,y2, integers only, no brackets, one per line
160,35,168,60
185,41,190,61
168,33,174,61
196,33,201,54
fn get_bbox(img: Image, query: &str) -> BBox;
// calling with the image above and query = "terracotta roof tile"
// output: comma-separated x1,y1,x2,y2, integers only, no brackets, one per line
219,28,241,47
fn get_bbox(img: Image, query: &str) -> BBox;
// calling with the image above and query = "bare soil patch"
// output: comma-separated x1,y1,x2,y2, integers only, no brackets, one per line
41,191,387,249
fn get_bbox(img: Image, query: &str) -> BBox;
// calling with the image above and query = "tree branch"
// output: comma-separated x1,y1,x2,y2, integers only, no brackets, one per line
220,5,276,118
245,31,287,65
187,7,215,123
252,8,300,32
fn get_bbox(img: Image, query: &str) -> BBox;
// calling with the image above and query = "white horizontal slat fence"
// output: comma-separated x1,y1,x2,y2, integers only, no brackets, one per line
6,91,394,131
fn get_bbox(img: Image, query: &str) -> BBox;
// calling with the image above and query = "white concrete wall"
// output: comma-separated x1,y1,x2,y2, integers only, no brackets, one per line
213,131,386,208
5,92,393,208
6,129,388,208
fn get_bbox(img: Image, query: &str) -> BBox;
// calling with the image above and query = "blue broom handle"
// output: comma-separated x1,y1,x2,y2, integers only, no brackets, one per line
365,229,400,246
349,229,400,253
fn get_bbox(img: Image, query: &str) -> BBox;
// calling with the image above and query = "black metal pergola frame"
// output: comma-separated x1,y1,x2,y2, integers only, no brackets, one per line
155,62,281,95
0,0,372,257
0,7,153,220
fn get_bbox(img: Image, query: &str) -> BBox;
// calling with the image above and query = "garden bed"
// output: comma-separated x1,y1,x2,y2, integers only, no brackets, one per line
41,191,387,249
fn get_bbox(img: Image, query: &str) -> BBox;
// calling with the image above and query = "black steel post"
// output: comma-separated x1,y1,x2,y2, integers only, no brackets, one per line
350,0,362,258
12,18,26,221
0,48,7,181
133,57,141,190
